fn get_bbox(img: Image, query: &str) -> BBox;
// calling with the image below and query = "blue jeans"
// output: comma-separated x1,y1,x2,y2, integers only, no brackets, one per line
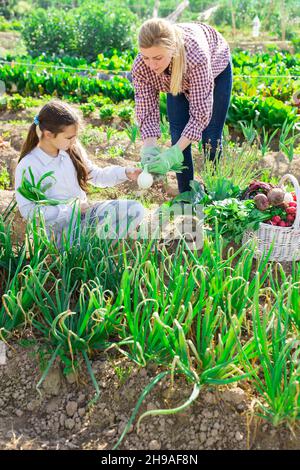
167,60,233,193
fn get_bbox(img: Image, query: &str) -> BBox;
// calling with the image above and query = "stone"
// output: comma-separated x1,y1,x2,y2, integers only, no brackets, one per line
42,367,62,396
206,437,215,447
66,401,78,417
59,414,66,427
106,429,117,438
235,431,244,442
203,392,217,405
222,387,246,406
46,398,60,414
149,440,161,450
77,393,86,404
27,400,39,412
65,418,75,430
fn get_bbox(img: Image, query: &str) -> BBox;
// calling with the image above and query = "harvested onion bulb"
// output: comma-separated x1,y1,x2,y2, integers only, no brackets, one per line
137,165,153,189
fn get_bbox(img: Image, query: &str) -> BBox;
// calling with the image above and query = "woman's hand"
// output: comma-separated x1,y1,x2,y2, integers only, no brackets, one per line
125,167,143,181
147,144,184,175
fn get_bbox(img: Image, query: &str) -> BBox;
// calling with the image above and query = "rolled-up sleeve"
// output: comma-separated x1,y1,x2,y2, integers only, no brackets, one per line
87,163,128,187
132,68,161,140
182,57,214,142
78,144,129,187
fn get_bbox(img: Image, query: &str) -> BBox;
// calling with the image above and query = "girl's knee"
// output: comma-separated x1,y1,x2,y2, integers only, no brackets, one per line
127,200,145,221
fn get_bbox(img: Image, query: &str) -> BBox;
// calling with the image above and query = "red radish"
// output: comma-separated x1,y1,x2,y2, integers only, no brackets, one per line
291,192,297,201
289,202,297,207
279,221,287,227
286,214,295,223
286,207,296,215
271,215,281,224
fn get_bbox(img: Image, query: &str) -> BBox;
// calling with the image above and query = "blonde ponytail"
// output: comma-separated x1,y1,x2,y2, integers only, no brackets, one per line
170,26,186,96
138,18,186,96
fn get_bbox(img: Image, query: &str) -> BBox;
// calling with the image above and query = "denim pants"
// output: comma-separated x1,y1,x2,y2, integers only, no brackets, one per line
167,60,233,193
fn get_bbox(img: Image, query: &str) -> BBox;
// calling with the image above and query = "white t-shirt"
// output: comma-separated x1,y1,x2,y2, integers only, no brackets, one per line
15,144,129,231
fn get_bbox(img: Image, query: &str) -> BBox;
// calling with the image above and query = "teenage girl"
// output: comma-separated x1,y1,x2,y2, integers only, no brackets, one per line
15,100,144,245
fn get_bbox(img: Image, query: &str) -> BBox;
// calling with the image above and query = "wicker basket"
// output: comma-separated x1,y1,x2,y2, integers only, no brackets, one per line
242,174,300,262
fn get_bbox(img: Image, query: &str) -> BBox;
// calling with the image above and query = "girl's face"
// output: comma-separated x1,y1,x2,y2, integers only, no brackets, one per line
44,124,78,151
140,46,173,75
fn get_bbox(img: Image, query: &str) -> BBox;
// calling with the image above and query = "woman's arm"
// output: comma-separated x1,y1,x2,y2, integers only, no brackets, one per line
181,57,214,142
143,137,159,147
176,135,192,152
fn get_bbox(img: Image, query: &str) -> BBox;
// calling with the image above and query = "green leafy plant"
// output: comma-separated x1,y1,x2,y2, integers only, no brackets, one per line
125,122,140,147
258,126,279,157
80,103,96,117
99,104,114,121
279,119,300,162
0,166,10,190
117,105,133,122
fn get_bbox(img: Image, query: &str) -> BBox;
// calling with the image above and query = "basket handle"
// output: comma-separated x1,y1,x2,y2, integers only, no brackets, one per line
279,174,300,230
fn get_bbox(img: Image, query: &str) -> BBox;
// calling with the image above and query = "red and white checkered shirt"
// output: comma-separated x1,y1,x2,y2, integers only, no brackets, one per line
132,22,231,142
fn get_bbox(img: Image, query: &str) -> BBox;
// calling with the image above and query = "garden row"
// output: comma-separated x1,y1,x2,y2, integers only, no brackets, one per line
0,200,299,448
0,68,299,136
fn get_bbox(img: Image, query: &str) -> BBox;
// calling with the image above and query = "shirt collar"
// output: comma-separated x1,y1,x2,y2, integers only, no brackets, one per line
33,147,66,166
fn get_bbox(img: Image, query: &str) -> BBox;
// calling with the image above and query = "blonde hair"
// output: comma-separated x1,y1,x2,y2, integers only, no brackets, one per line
138,18,186,96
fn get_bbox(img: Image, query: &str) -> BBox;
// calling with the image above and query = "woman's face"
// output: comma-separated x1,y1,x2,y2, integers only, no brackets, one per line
140,46,173,75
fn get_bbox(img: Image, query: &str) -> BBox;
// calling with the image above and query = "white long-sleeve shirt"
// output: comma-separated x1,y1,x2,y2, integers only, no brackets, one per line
15,145,130,230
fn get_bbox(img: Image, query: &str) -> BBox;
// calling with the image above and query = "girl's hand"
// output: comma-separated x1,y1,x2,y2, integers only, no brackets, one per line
80,200,90,214
125,167,142,181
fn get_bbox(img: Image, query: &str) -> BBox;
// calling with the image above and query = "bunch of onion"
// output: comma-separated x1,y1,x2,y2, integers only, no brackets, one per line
17,167,76,205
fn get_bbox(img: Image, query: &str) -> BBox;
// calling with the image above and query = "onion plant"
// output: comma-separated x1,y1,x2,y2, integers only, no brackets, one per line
8,262,125,401
239,273,300,427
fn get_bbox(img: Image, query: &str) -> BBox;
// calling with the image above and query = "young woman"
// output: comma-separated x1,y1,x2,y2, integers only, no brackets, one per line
132,18,232,193
15,100,144,246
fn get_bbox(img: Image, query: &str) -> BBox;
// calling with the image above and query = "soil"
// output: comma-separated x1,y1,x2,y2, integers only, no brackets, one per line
0,341,299,451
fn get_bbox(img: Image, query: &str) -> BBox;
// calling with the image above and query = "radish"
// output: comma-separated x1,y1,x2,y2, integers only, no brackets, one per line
254,193,270,211
271,215,281,224
267,187,285,206
286,207,296,215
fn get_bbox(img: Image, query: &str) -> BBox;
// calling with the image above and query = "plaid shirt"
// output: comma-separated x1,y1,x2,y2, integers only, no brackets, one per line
132,22,231,142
